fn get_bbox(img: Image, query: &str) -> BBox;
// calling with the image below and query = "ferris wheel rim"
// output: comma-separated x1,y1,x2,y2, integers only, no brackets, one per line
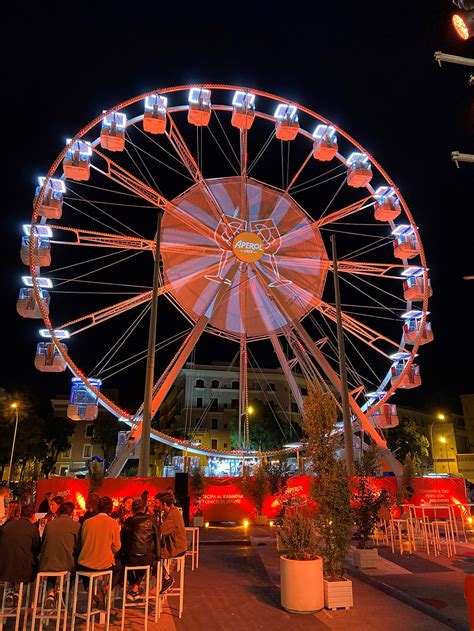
28,83,430,458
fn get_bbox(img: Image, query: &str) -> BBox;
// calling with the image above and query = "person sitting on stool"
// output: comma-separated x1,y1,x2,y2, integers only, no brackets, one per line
158,493,187,593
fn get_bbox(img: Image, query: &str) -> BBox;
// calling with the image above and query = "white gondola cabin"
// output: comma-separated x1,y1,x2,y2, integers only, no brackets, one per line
391,362,421,389
403,275,432,301
404,319,433,345
100,112,126,151
275,104,299,141
35,341,67,372
369,404,399,429
34,177,65,220
143,95,168,134
16,288,50,319
312,124,338,161
394,233,419,259
373,187,401,222
20,236,51,267
231,91,255,130
63,139,92,181
188,88,211,127
346,152,373,187
67,377,101,421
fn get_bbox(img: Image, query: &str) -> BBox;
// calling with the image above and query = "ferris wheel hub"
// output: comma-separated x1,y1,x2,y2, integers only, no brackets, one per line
232,231,265,262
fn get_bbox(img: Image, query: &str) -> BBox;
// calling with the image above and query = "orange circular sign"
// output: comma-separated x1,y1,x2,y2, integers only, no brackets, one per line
232,231,265,263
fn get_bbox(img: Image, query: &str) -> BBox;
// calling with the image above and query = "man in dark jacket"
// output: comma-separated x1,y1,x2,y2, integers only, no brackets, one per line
0,504,40,606
120,498,160,601
39,501,81,608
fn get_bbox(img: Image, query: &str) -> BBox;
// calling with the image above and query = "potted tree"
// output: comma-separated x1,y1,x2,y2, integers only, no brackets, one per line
242,461,269,525
352,445,390,569
190,466,206,527
279,512,324,613
304,387,354,610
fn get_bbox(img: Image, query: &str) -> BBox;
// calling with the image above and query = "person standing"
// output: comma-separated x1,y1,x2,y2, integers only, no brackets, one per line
120,499,160,601
38,491,54,514
0,504,41,606
159,493,187,593
39,501,81,608
77,496,121,606
166,486,182,508
0,486,10,525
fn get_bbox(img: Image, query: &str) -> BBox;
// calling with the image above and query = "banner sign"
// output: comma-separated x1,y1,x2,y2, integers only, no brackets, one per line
36,475,466,521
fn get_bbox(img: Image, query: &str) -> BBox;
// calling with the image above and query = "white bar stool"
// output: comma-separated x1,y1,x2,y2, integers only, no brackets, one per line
71,570,112,631
27,571,70,631
185,527,200,570
120,565,150,631
150,561,163,624
0,581,25,631
158,556,185,619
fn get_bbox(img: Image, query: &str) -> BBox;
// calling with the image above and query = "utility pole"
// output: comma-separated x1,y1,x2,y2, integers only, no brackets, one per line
331,234,355,474
138,211,163,478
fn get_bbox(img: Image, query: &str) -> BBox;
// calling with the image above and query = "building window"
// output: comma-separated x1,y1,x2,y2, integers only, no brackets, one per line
232,381,239,389
223,443,228,449
291,402,299,413
253,383,261,390
211,418,219,430
60,448,71,459
267,383,276,391
85,423,94,438
197,397,203,408
195,379,205,388
231,399,238,410
83,444,93,459
211,439,218,450
223,423,228,429
223,403,228,409
59,466,69,476
301,387,308,396
211,380,219,389
210,399,218,411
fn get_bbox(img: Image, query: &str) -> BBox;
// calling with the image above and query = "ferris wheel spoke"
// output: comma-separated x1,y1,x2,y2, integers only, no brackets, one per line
315,196,373,228
285,148,313,193
89,146,223,246
315,300,402,358
48,224,154,251
165,115,228,225
329,260,416,280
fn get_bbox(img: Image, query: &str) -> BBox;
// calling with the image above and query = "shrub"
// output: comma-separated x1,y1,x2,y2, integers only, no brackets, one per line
279,512,319,560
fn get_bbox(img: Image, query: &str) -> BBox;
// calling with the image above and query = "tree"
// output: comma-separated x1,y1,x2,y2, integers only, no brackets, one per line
386,418,430,466
231,400,285,451
304,387,353,578
42,416,75,478
92,410,128,462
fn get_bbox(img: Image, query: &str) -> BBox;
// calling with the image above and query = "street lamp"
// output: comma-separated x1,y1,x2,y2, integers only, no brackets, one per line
7,403,19,486
430,413,446,473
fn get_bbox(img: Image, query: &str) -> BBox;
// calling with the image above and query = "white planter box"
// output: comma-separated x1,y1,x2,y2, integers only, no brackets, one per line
324,577,353,610
351,547,378,569
193,516,204,527
280,555,324,614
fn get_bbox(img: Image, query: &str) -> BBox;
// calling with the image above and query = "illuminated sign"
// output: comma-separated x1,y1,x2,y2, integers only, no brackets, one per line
232,231,265,263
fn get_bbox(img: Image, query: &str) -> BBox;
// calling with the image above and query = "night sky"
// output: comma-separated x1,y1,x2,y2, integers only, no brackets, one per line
2,2,473,417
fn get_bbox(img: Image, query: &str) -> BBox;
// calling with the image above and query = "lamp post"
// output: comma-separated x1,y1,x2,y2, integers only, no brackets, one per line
7,403,19,486
430,413,446,473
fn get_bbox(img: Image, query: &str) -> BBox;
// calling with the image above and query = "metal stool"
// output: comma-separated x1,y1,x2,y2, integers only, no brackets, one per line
71,570,112,631
185,527,200,571
158,556,185,619
0,581,25,631
149,561,163,624
26,571,70,631
121,565,150,631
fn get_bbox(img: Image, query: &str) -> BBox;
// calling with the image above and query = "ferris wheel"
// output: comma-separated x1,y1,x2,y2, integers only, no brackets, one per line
19,84,432,475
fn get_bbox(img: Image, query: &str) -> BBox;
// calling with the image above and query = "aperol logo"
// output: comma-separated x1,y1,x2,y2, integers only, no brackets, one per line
232,231,264,262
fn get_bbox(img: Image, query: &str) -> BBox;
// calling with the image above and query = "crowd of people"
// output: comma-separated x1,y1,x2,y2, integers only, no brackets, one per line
0,485,187,610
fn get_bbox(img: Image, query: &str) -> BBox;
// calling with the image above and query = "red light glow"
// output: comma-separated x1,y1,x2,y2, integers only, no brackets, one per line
453,13,470,39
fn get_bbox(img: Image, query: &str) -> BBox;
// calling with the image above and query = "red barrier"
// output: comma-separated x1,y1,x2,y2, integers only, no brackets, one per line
36,475,466,522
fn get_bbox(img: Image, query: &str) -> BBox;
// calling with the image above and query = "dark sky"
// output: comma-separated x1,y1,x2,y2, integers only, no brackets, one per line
2,2,473,416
